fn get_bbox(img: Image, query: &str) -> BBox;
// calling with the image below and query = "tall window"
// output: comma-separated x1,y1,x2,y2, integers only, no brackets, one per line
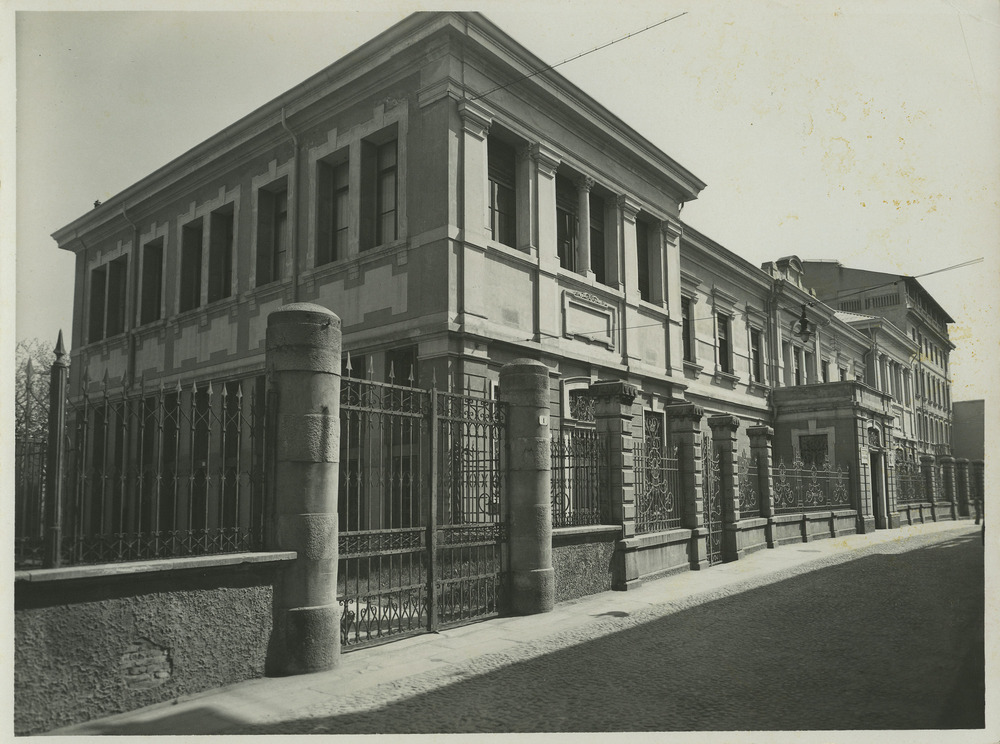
88,255,129,343
317,158,349,265
793,348,803,386
256,183,287,285
682,296,694,363
179,221,203,312
488,136,516,248
140,239,163,325
556,176,577,272
376,140,397,246
589,193,606,285
821,360,830,383
716,313,732,374
208,207,233,303
750,328,763,383
636,220,651,302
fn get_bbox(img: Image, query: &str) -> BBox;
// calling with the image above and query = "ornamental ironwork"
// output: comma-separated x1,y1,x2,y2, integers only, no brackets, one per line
772,455,851,514
550,429,608,527
893,454,926,504
568,390,596,423
702,433,723,564
738,450,760,517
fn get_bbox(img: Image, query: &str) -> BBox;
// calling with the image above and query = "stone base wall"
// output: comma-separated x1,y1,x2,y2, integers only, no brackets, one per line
770,510,857,546
551,526,619,602
731,517,769,556
614,528,694,589
15,554,293,735
897,502,935,525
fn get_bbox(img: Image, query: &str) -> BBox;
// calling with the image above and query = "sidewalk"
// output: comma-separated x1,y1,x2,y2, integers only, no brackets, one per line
51,519,980,735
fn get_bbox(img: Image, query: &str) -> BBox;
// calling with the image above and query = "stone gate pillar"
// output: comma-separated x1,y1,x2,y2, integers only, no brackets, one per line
955,458,971,518
709,415,741,562
747,425,775,548
920,455,938,522
666,404,705,570
939,455,957,520
589,381,638,537
498,359,554,615
266,303,342,675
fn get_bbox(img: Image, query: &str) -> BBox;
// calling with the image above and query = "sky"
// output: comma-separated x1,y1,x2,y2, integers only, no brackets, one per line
7,0,1000,404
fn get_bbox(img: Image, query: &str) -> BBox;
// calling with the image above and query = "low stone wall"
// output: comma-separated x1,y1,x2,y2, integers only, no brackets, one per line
770,510,857,546
14,552,295,735
731,517,769,556
615,528,693,589
551,526,619,602
897,502,935,525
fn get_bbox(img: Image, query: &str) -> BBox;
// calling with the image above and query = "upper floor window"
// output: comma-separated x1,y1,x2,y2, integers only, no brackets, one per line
589,193,607,286
821,359,830,383
256,181,288,286
140,239,163,326
361,134,398,250
716,313,732,374
749,327,763,383
179,220,204,312
488,136,516,248
636,219,651,302
207,207,234,304
88,254,128,343
555,175,577,272
682,296,695,363
316,156,349,266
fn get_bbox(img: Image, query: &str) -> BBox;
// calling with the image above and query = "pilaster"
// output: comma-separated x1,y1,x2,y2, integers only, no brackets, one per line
709,414,742,562
666,403,705,570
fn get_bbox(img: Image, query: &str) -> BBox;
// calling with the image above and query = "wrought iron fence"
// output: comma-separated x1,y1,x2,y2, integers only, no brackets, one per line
894,455,927,503
14,361,269,569
738,450,761,518
633,438,683,533
337,377,508,649
550,429,608,528
15,438,47,567
772,455,852,514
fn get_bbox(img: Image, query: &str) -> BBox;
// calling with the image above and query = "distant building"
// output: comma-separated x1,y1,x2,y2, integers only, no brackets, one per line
799,260,955,456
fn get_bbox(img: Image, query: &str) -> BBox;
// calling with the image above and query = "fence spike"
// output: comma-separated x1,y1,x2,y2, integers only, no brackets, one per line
235,381,243,400
408,364,415,385
53,329,66,360
121,371,130,393
431,367,437,388
367,356,374,380
175,379,183,394
345,351,352,375
388,361,396,384
206,380,214,398
220,381,228,400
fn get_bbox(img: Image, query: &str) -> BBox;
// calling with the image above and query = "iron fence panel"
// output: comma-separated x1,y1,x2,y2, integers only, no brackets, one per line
634,439,683,534
702,433,723,565
550,429,608,528
772,455,851,514
738,450,761,518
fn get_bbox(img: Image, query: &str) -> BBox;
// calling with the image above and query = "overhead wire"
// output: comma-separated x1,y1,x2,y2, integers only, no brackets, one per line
467,12,689,103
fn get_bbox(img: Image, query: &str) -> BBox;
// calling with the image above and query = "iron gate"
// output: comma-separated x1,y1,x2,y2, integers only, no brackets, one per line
702,432,723,565
337,377,507,649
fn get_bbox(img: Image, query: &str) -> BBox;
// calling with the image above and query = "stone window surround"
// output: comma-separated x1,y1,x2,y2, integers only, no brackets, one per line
84,238,132,348
174,186,241,318
302,100,409,276
710,285,739,385
137,221,170,329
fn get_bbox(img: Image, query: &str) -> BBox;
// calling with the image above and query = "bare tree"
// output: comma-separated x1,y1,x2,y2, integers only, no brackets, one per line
15,338,56,441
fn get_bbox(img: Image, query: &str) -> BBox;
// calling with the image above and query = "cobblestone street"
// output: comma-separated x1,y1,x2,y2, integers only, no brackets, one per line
57,522,985,736
239,526,984,733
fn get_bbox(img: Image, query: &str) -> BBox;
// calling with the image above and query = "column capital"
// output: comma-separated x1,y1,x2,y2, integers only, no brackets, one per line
746,425,774,440
588,380,638,406
530,143,561,176
457,99,492,139
660,218,682,242
575,175,596,193
617,194,641,222
708,414,741,433
665,402,704,425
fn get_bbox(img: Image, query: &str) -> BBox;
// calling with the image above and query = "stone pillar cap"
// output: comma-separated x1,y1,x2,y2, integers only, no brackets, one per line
500,358,549,374
268,302,340,326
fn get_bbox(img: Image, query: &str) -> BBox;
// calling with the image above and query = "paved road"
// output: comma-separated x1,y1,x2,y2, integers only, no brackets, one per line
229,526,984,734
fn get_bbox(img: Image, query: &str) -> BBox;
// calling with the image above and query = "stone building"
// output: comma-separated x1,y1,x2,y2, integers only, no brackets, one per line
51,11,961,542
799,260,955,456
